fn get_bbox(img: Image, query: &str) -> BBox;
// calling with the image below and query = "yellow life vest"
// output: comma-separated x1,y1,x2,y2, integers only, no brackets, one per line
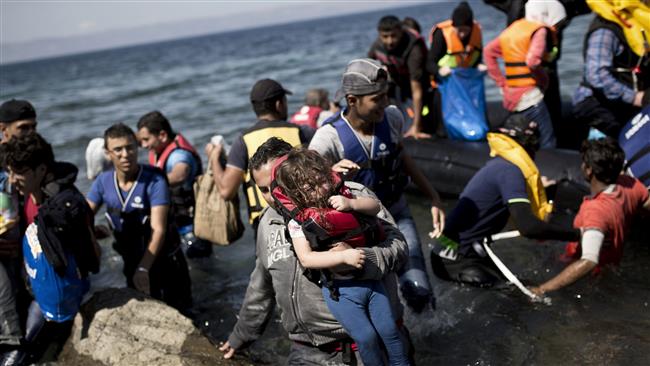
486,132,553,220
587,0,650,57
241,123,303,224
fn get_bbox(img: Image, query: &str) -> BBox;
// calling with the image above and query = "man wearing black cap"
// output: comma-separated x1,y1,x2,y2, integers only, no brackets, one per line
0,99,37,364
205,79,314,231
368,15,433,139
430,114,579,287
0,99,37,143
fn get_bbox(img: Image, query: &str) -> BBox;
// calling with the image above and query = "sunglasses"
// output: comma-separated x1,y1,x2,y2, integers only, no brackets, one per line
258,186,270,194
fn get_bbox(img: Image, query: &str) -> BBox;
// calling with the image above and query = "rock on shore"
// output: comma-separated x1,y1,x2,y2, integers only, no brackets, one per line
58,288,252,366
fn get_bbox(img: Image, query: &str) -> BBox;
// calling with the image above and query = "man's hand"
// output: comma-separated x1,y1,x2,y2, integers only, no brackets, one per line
218,341,236,359
329,242,352,252
439,66,452,77
633,91,645,107
540,176,556,188
529,286,545,297
404,126,432,140
204,142,222,160
341,249,365,269
133,269,150,295
329,195,352,211
429,206,445,238
332,159,360,176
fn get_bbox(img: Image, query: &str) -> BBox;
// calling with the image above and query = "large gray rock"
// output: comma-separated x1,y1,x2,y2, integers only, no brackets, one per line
58,288,252,366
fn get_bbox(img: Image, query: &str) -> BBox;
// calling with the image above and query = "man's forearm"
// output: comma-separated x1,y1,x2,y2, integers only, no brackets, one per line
358,217,408,280
139,228,165,270
537,259,596,294
410,81,424,132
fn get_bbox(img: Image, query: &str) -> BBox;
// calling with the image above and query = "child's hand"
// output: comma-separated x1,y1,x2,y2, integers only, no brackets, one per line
329,195,352,211
341,249,365,269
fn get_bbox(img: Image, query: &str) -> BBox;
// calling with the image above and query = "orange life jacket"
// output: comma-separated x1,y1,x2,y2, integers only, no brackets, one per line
498,19,550,88
290,105,322,129
429,19,483,69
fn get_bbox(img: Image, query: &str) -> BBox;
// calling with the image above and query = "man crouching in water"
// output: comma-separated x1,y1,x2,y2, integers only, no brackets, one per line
530,138,650,295
219,137,413,365
430,114,579,287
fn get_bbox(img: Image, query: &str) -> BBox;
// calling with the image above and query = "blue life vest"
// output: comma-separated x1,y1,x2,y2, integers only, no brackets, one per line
23,222,89,322
619,106,650,187
328,111,408,206
98,165,175,258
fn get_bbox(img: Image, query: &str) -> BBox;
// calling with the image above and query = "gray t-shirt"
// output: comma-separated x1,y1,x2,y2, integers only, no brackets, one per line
308,106,408,213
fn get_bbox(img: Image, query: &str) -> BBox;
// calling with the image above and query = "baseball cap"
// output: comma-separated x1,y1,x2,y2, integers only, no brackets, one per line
250,79,292,103
0,99,36,123
341,58,388,96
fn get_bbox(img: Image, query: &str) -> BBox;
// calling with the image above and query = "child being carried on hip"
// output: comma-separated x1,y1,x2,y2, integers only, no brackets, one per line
273,148,410,366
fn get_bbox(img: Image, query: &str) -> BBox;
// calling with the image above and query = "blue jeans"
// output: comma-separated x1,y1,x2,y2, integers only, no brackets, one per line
521,101,556,148
390,202,434,312
323,279,410,366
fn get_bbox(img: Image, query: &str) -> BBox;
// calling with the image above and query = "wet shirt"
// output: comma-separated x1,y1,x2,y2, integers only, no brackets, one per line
445,157,527,251
87,167,170,210
573,175,648,266
164,149,199,190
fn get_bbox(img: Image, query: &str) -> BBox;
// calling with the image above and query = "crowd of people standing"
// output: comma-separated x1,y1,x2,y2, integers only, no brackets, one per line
1,0,649,365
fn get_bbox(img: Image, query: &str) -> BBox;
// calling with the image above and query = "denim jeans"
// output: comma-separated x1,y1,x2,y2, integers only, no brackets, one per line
390,201,434,312
521,102,556,148
323,279,410,366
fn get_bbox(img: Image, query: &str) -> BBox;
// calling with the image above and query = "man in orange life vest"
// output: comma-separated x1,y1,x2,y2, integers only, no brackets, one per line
427,2,485,138
368,15,432,139
427,2,485,82
137,111,212,258
485,0,566,149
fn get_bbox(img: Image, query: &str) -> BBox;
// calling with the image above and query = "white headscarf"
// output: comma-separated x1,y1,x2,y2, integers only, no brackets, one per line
525,0,567,27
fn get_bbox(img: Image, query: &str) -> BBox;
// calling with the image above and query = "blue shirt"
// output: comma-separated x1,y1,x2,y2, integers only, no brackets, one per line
87,166,169,210
165,149,199,190
573,28,636,106
445,157,528,251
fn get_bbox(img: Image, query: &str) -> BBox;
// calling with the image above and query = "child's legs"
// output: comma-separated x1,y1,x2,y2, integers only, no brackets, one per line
323,282,385,366
367,281,410,366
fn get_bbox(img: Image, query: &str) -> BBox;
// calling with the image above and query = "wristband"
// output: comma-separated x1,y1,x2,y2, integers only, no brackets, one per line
136,266,149,273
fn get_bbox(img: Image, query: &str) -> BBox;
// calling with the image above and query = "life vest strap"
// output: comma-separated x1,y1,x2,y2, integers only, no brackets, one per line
504,62,527,67
626,144,650,168
505,73,535,80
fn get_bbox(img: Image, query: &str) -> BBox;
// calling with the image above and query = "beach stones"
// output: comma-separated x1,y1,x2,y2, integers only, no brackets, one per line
58,288,252,366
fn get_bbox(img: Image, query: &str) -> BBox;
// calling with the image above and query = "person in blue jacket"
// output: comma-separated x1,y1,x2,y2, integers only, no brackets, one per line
1,132,100,364
87,123,192,313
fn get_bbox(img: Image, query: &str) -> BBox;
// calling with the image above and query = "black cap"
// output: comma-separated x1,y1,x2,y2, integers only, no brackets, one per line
250,79,292,103
452,1,474,27
0,99,36,123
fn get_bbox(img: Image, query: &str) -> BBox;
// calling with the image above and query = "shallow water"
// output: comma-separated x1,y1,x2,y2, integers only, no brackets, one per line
2,2,649,364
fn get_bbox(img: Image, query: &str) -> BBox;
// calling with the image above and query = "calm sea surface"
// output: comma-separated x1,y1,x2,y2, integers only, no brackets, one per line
1,2,649,365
